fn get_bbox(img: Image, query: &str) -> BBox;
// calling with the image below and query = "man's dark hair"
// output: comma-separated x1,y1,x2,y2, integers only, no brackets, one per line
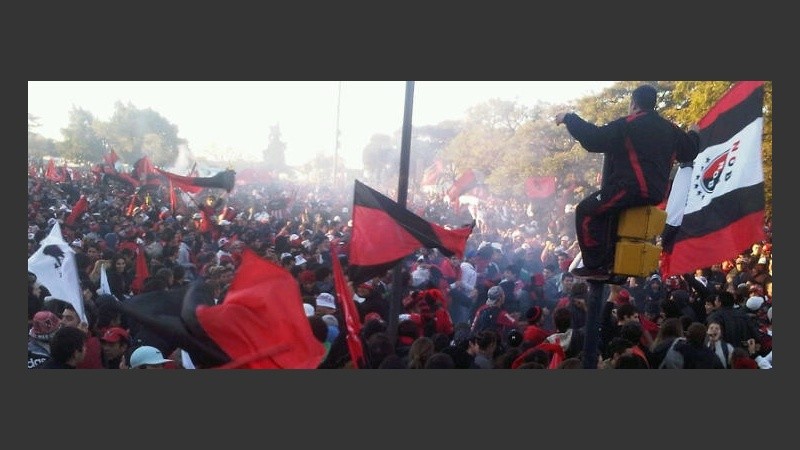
553,307,572,332
607,337,634,357
632,85,658,111
308,316,328,343
366,332,395,369
504,264,520,278
686,322,707,346
43,298,72,317
620,321,643,344
617,303,637,320
717,291,736,308
49,326,87,364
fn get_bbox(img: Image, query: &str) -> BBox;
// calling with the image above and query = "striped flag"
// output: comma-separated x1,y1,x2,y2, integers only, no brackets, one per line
348,180,474,284
660,81,766,276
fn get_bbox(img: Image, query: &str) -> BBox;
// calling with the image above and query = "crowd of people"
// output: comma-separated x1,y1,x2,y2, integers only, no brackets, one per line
28,82,773,370
27,159,773,369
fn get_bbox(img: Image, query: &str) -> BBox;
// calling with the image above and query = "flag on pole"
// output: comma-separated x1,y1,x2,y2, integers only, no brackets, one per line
348,180,474,284
27,221,87,323
660,81,766,277
331,248,365,369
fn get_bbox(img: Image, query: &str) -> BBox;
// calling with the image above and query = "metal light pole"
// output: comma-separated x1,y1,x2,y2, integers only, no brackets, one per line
334,81,342,188
387,81,415,344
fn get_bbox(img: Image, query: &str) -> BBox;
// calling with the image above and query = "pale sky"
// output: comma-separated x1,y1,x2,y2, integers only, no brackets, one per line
28,81,614,168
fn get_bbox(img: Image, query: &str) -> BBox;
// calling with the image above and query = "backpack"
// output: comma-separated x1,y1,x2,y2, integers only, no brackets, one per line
473,306,501,334
658,337,686,369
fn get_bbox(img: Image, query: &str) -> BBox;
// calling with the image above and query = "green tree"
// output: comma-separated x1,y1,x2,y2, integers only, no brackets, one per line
102,101,185,167
441,99,524,177
59,107,107,164
28,114,56,161
409,120,461,185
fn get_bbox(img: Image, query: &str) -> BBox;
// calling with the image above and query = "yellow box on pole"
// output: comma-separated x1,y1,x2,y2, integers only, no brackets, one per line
613,241,662,278
617,206,666,240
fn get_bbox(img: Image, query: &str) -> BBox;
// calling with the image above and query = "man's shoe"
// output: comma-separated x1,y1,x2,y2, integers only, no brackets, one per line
570,267,611,281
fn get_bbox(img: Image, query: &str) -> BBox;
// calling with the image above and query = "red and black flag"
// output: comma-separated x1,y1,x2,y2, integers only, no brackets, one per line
109,248,325,369
348,180,474,284
660,81,766,276
154,167,236,194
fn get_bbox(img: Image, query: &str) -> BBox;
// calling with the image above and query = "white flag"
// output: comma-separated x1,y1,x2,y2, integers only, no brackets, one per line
27,221,87,323
98,264,119,300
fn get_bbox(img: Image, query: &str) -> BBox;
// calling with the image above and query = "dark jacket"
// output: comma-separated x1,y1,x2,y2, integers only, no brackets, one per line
34,359,76,369
675,341,725,369
27,339,50,369
707,307,760,349
564,110,699,203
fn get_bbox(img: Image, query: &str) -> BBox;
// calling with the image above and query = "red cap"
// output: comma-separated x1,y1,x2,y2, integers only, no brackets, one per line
100,327,130,343
364,312,383,323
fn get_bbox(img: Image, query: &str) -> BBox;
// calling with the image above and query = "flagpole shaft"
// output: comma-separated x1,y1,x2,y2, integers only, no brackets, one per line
387,81,415,344
582,280,605,369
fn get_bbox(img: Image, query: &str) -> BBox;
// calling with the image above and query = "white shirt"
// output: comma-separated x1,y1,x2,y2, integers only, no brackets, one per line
459,261,477,291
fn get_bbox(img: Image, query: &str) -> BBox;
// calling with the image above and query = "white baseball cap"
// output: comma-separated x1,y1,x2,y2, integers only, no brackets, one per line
129,346,172,368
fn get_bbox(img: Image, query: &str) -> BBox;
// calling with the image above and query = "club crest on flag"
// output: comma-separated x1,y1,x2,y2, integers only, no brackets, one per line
698,140,739,196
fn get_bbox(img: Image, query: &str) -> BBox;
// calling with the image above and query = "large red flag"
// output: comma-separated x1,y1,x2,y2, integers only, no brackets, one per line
331,248,365,369
196,248,325,369
660,81,766,276
64,195,89,227
131,246,149,295
524,176,556,199
348,180,474,284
